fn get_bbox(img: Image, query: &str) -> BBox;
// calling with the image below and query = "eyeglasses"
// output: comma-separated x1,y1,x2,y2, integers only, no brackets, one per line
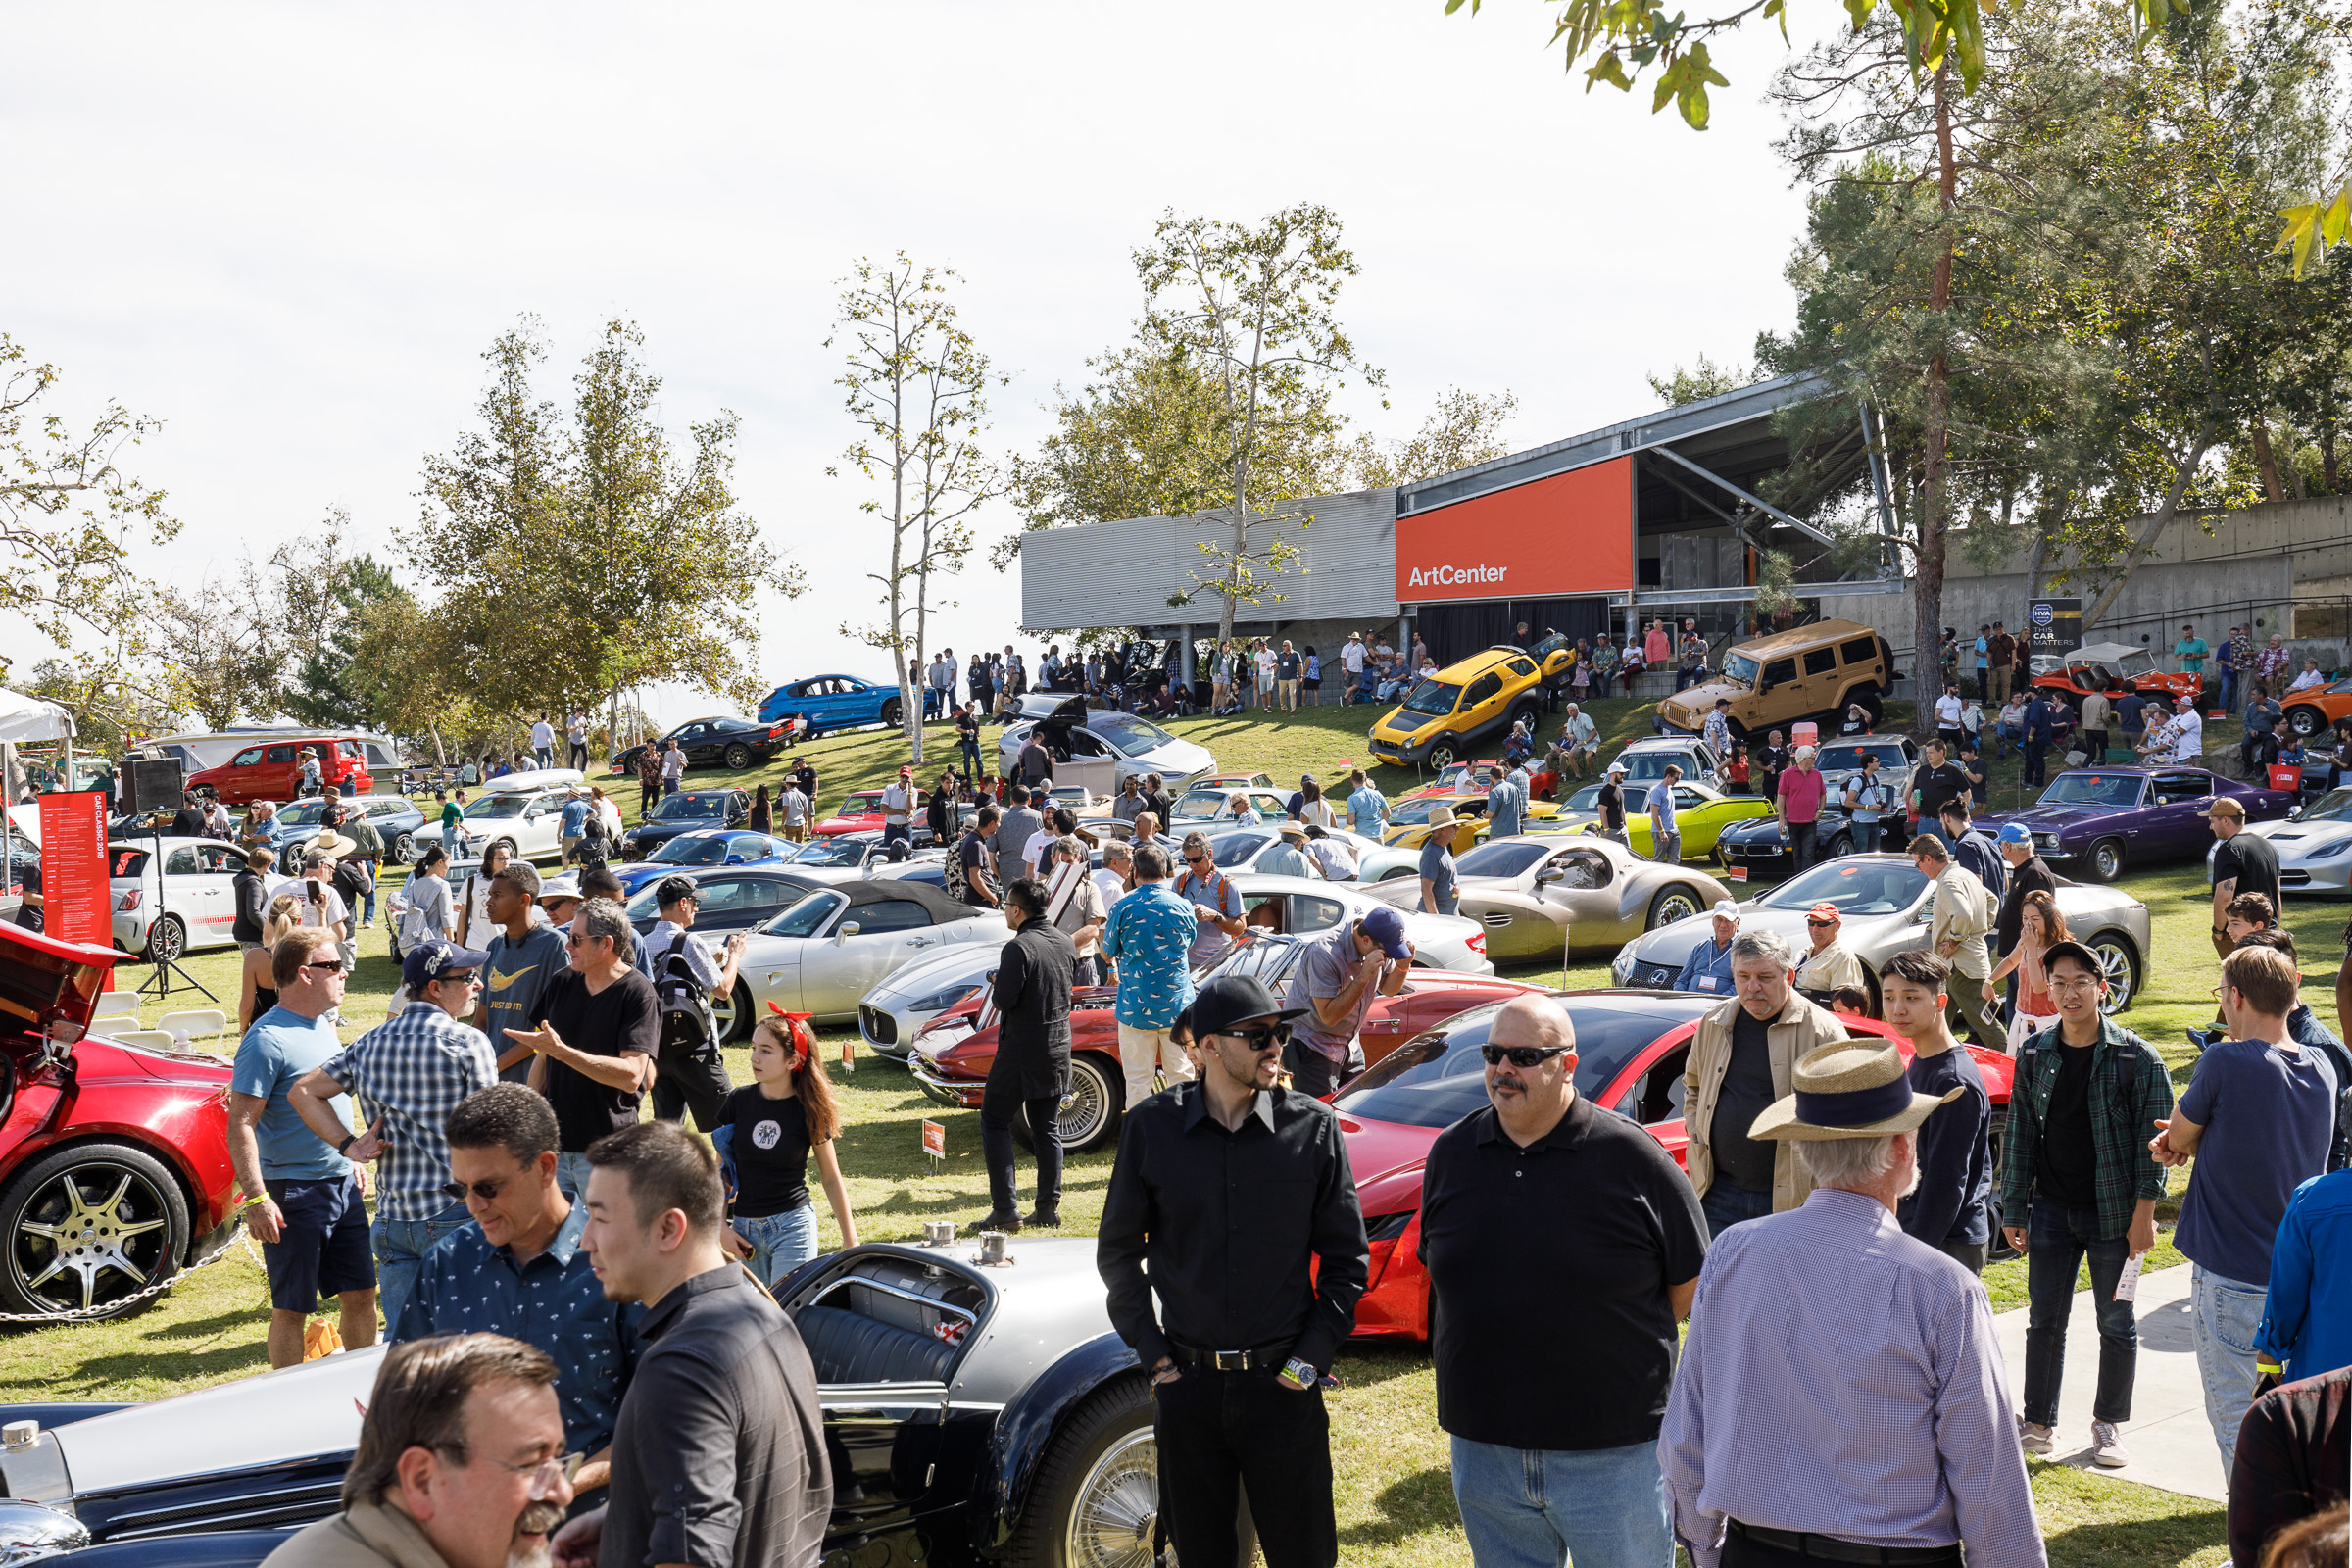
1805,918,1837,928
1482,1045,1571,1068
300,960,342,977
435,1446,583,1501
1213,1024,1290,1052
441,1173,517,1203
434,971,481,989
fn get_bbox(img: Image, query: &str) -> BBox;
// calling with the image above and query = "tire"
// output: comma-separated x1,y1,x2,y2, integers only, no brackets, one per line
1002,1376,1163,1568
712,982,752,1046
2084,838,2126,884
1985,1107,2017,1263
2085,931,2140,1014
1013,1054,1124,1156
1822,833,1852,862
1424,735,1461,772
389,831,416,865
0,1140,189,1321
879,698,904,730
1378,866,1415,882
1646,886,1704,930
2287,706,2322,739
146,913,187,964
722,743,754,771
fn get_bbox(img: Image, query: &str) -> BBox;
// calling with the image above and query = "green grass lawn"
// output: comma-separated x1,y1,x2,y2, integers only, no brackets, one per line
32,692,2329,1565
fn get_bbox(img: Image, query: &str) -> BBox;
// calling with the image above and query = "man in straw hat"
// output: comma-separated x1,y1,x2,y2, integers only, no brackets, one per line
1661,1039,2044,1568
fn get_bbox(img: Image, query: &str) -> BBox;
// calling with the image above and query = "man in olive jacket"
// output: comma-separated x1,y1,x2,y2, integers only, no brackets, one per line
976,877,1076,1234
1681,928,1851,1234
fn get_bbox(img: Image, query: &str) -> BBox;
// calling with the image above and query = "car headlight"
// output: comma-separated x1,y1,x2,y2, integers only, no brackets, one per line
906,984,981,1014
1611,952,1635,983
2305,838,2351,859
0,1497,89,1558
2033,832,2059,848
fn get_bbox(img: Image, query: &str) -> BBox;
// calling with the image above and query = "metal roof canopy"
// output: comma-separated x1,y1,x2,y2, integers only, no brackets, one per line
1396,369,1895,596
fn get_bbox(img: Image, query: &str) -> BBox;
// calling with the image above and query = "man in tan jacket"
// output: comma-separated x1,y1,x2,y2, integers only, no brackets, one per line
1913,833,2002,1046
263,1334,575,1568
1682,928,1850,1237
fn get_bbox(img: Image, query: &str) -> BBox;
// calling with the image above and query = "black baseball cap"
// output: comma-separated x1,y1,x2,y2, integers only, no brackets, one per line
1189,976,1307,1040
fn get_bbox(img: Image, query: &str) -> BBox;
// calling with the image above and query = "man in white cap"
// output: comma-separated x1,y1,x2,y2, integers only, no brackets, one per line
1675,901,1743,997
1661,1039,2043,1568
1595,760,1631,845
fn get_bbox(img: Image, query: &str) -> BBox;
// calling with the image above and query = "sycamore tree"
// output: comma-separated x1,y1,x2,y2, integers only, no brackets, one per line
1338,388,1518,489
1132,205,1385,646
828,256,1004,765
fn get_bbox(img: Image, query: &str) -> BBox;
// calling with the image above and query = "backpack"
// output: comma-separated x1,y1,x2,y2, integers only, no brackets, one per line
653,932,719,1058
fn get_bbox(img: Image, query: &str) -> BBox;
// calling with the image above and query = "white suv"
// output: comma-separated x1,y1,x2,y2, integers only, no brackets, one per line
412,768,586,864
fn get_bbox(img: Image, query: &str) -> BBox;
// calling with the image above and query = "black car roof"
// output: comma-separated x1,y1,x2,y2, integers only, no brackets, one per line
819,879,974,919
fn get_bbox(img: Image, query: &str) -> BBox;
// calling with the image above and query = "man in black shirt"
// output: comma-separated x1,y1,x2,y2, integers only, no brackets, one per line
232,845,273,949
952,804,1001,908
1419,994,1705,1567
555,1121,829,1568
1098,974,1368,1568
954,704,984,780
1911,740,1971,849
976,878,1074,1233
1595,760,1629,844
2206,797,2281,960
1878,952,1992,1272
1141,772,1174,826
511,899,659,1198
1016,733,1054,791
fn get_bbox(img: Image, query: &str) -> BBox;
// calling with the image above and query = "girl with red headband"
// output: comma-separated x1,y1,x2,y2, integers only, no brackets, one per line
717,1009,858,1285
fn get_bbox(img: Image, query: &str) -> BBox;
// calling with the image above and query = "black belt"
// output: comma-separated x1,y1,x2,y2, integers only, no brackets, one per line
1168,1343,1288,1372
1728,1520,1960,1565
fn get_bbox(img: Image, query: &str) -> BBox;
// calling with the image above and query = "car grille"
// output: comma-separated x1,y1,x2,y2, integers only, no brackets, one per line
859,1005,897,1047
2281,870,2311,886
1625,959,1680,988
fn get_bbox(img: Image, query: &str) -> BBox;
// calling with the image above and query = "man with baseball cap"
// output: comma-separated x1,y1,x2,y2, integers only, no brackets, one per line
1662,1039,2041,1568
1992,822,2057,1021
1676,900,1743,997
1594,759,1630,844
1280,906,1415,1098
287,938,501,1329
1792,903,1865,1003
2205,795,2279,961
880,763,916,858
1099,974,1368,1568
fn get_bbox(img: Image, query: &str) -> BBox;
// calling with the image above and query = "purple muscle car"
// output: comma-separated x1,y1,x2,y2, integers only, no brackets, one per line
1977,764,2297,883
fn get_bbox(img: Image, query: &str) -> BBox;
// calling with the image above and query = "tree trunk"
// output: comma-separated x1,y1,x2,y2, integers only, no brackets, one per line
2250,417,2284,504
2022,526,2048,603
1912,64,1959,743
2082,421,2217,630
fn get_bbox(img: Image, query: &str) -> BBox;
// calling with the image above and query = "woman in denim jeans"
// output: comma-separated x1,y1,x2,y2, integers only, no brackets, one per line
716,1014,858,1287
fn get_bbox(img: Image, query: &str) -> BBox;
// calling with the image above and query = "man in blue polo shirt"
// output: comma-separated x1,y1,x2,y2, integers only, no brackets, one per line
395,1083,639,1498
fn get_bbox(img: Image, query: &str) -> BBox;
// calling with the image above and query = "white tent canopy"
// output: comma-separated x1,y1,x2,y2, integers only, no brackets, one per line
0,689,74,745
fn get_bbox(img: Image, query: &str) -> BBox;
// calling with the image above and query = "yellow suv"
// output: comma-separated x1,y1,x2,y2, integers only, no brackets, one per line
1370,639,1570,771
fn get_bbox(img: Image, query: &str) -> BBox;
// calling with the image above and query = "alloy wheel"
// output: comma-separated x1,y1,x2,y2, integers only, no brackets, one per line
13,1163,172,1315
2090,937,2137,1013
147,913,186,963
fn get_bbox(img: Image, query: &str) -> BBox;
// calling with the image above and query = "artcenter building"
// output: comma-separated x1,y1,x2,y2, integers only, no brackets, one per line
1018,370,1905,681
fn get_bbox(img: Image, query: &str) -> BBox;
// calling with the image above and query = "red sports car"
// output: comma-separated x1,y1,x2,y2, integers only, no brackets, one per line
1396,760,1507,805
0,920,241,1319
814,788,932,841
908,934,1547,1154
2030,642,2202,710
1335,990,2018,1341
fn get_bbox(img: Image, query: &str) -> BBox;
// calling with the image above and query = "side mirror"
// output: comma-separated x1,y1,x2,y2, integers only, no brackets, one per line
2288,805,2303,820
1913,905,1935,925
834,921,861,946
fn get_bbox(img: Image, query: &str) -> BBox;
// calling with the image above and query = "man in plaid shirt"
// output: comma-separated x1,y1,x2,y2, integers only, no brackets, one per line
289,938,500,1328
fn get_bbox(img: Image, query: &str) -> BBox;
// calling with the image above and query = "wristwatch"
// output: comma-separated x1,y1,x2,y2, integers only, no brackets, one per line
336,1133,357,1155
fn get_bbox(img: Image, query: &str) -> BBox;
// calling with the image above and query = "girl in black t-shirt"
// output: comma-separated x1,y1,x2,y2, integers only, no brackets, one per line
718,1013,858,1286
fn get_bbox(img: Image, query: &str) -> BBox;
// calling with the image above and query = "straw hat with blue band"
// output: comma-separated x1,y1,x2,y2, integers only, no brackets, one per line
1748,1040,1962,1142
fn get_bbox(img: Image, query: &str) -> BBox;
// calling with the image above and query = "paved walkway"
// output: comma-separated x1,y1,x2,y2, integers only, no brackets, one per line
1991,1261,2229,1502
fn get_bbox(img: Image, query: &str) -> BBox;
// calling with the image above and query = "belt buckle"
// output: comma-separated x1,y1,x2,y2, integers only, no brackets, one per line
1212,1349,1249,1372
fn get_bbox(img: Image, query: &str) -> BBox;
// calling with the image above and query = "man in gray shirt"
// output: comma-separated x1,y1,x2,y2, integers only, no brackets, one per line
1111,775,1147,825
1487,768,1528,839
992,784,1047,874
1281,907,1413,1097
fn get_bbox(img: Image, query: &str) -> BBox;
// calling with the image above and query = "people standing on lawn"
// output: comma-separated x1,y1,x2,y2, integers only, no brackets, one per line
1987,890,2067,1054
718,1011,858,1282
1877,952,1994,1275
1100,842,1200,1109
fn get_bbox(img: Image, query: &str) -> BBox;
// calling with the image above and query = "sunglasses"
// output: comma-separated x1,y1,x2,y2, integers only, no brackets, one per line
1482,1045,1570,1068
441,1173,517,1203
1213,1024,1291,1052
1806,918,1837,928
299,959,343,977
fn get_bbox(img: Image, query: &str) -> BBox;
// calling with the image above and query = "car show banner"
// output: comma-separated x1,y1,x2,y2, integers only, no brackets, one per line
2025,597,2082,657
38,791,111,947
1394,455,1635,603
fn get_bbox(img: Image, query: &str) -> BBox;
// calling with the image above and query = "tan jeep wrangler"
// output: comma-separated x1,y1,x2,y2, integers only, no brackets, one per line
1657,618,1895,742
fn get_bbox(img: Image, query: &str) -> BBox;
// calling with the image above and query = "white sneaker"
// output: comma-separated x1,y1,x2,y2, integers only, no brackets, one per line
2090,1421,2131,1467
2018,1417,2055,1454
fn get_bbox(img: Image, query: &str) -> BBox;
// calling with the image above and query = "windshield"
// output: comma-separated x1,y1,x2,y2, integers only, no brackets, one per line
1617,751,1693,781
836,794,883,814
1400,680,1462,719
1211,832,1272,868
1169,794,1226,822
1386,796,1466,827
1723,653,1761,688
759,889,847,939
1455,840,1552,879
651,794,728,822
270,801,330,828
2114,651,2160,678
2037,773,2145,808
1816,743,1907,774
465,796,527,820
786,836,868,867
2299,788,2352,823
1560,784,1605,813
649,834,729,866
1335,1000,1699,1130
1759,858,1929,915
1089,712,1172,757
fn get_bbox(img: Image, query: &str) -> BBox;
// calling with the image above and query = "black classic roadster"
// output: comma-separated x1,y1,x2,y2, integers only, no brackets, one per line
0,1238,1169,1567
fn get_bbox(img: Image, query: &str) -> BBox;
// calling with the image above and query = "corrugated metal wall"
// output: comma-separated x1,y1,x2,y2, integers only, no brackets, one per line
1018,488,1400,631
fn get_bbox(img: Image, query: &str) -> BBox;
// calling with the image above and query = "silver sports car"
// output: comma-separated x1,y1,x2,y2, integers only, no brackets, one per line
2250,788,2352,897
1609,853,2150,1012
1357,834,1734,963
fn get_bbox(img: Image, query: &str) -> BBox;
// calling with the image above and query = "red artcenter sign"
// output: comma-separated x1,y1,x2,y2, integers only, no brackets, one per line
1394,455,1635,603
38,792,111,948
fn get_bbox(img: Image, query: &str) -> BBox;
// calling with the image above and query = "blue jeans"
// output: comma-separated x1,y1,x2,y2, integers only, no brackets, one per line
2191,1265,2267,1477
556,1151,593,1199
2023,1198,2136,1425
2219,667,2238,713
1850,818,1883,854
1699,1181,1773,1240
1448,1435,1672,1568
958,738,984,779
534,747,553,769
732,1203,818,1287
372,1202,472,1332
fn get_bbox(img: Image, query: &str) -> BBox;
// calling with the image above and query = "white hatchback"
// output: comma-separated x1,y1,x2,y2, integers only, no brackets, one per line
108,836,247,960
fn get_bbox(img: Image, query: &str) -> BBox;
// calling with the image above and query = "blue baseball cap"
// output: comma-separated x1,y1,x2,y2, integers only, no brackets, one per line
1360,906,1412,960
402,938,491,993
1995,822,2033,846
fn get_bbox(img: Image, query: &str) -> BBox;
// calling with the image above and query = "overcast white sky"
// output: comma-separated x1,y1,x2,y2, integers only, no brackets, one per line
6,1,1826,729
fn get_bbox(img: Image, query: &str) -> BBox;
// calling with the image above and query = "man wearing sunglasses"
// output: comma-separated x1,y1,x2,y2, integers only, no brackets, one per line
505,900,662,1198
228,926,378,1370
393,1085,639,1505
287,938,500,1331
1099,974,1368,1568
1420,994,1706,1568
1174,831,1248,967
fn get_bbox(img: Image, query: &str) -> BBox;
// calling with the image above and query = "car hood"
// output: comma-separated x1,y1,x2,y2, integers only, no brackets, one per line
1129,735,1214,778
1976,803,2112,835
54,1344,383,1494
2259,817,2352,852
1657,680,1747,729
1334,1112,1442,1189
1621,904,1850,969
861,941,1014,1011
629,818,728,843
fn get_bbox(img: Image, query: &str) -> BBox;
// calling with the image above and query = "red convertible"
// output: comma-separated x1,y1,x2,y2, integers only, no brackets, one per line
0,920,241,1320
908,934,1546,1154
1336,990,2017,1341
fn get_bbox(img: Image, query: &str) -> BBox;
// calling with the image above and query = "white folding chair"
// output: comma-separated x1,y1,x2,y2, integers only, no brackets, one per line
155,1008,229,1044
109,1029,178,1050
91,992,142,1029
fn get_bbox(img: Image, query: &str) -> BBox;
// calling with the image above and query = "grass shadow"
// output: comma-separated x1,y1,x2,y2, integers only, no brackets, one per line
1332,1346,1437,1393
1336,1464,1460,1548
2044,1504,2227,1568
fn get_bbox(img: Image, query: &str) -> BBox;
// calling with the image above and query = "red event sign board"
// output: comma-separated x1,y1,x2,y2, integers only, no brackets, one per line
921,1120,947,1159
1393,454,1635,604
38,792,112,947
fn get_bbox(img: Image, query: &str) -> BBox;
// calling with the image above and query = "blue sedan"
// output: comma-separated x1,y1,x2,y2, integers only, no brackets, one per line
759,674,906,738
605,829,800,898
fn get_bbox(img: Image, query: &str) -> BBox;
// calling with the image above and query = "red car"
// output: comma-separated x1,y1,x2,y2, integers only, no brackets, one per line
2030,643,2202,710
1335,990,2018,1341
815,787,930,839
0,920,241,1319
187,735,373,805
909,934,1547,1154
1396,760,1507,805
